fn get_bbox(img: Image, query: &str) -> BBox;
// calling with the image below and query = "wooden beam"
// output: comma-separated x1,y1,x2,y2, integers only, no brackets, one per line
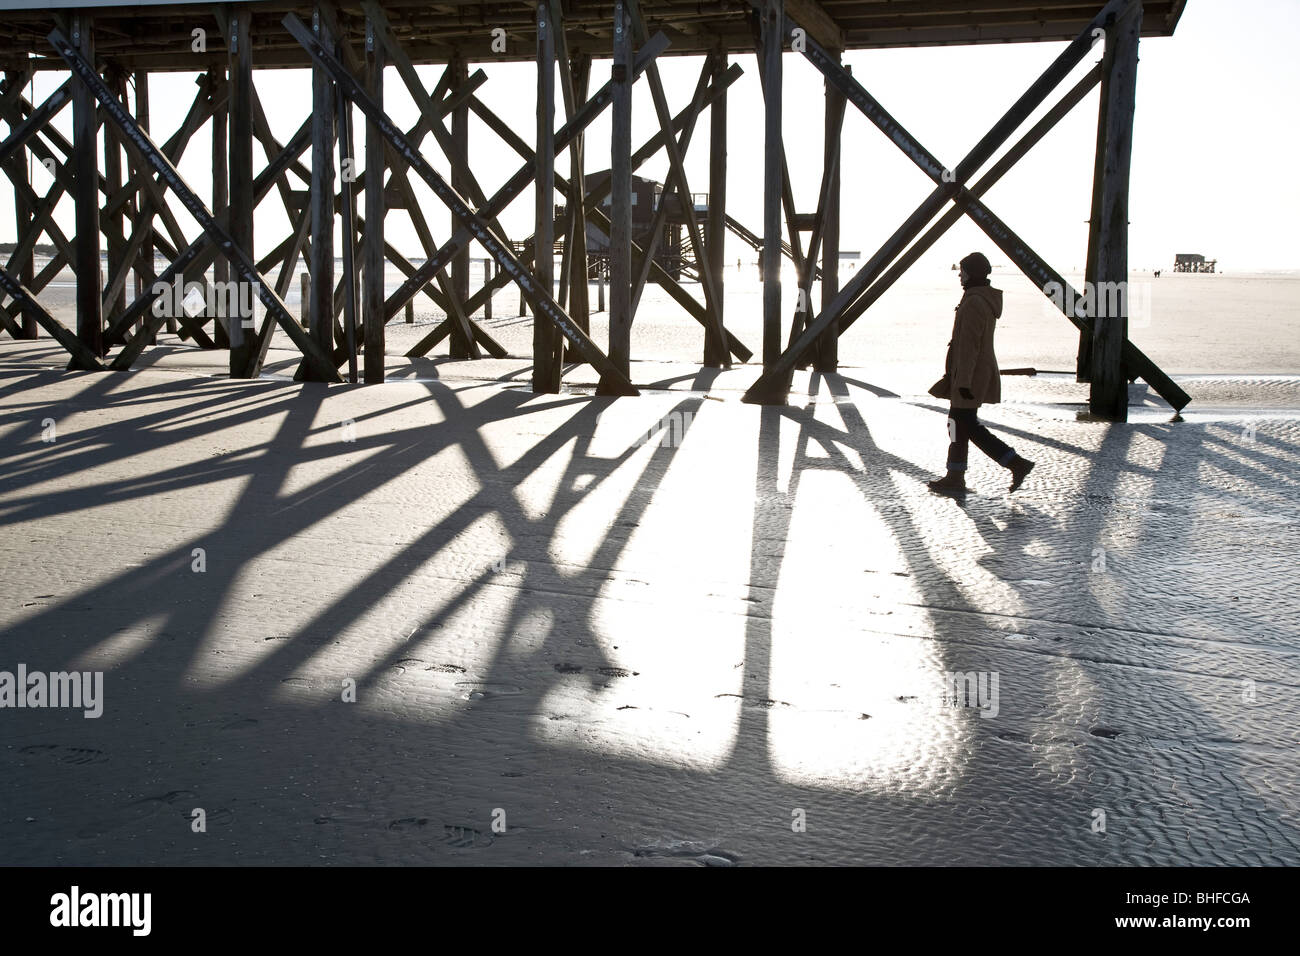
786,0,845,51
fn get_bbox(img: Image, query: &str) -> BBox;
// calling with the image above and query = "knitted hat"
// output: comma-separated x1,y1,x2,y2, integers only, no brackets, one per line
959,252,992,279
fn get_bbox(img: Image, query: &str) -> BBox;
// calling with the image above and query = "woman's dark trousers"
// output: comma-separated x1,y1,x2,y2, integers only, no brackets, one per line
947,406,1017,473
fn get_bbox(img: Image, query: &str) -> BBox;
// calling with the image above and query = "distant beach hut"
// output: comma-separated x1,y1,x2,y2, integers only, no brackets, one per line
1174,253,1217,274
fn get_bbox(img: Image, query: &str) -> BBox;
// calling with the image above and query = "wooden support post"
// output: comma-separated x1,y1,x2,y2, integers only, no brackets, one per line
483,258,493,322
363,14,386,383
71,15,103,365
102,68,128,329
608,0,633,377
761,0,783,369
307,6,336,380
533,3,560,392
211,67,230,350
1090,1,1141,421
814,56,844,374
1081,30,1114,384
133,69,159,342
449,56,473,359
597,262,605,312
704,49,728,367
337,75,359,382
567,53,592,341
301,271,310,328
228,11,254,373
5,70,37,339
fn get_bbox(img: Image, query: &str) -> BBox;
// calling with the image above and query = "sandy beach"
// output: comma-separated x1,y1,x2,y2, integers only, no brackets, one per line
1,323,1297,863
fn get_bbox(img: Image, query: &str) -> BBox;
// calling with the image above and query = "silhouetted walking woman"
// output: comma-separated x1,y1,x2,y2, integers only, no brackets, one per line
927,252,1034,496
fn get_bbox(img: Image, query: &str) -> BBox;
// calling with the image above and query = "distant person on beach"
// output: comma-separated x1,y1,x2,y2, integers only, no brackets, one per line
926,252,1035,497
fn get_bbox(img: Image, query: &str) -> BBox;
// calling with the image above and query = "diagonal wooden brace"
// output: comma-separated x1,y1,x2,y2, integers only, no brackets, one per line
46,26,341,383
282,12,637,396
0,264,105,369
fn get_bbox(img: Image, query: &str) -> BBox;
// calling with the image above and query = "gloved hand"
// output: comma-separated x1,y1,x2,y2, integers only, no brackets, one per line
959,387,975,401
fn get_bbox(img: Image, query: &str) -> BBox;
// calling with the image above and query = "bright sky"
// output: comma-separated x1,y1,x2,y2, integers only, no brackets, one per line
4,0,1298,274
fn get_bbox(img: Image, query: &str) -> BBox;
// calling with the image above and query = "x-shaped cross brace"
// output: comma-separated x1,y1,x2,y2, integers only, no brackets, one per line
743,0,1188,412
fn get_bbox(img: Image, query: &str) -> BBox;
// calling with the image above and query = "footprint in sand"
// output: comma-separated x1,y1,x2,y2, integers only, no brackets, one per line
456,681,523,701
426,664,466,674
20,744,108,766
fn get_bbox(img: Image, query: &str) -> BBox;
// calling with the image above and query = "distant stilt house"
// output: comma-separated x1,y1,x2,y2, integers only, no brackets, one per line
561,172,706,282
1174,253,1217,273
